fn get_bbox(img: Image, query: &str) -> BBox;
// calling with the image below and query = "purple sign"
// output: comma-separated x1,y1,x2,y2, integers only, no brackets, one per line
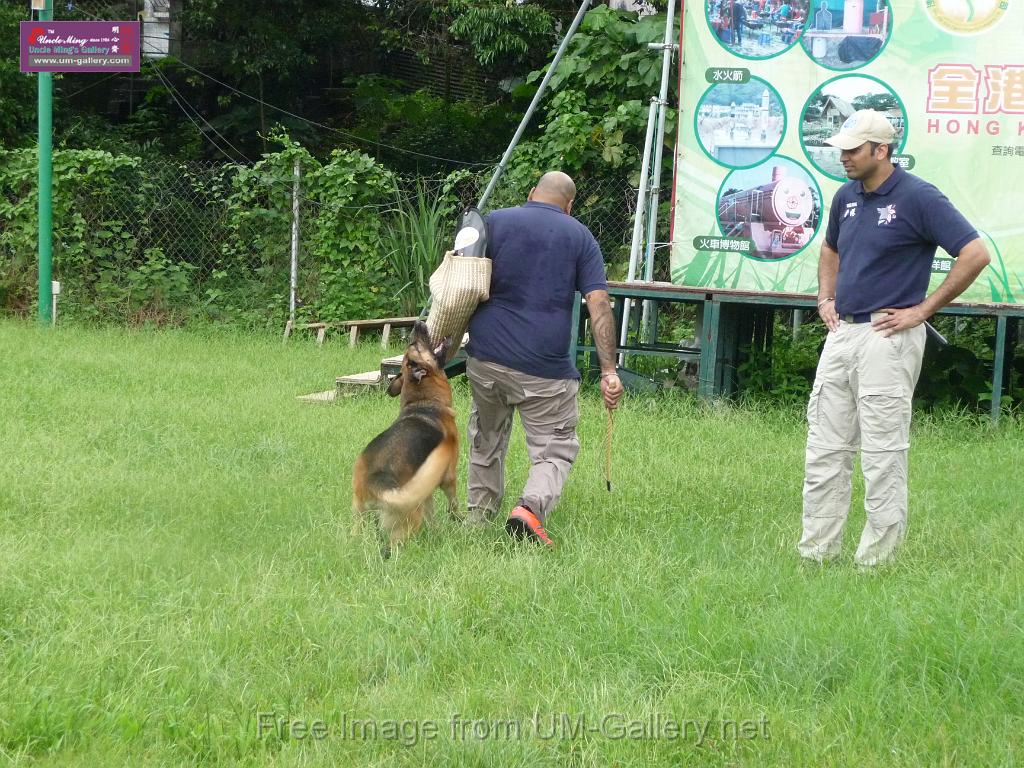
20,21,140,73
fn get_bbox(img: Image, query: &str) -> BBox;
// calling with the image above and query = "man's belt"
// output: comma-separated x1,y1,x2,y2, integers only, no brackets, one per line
841,313,873,323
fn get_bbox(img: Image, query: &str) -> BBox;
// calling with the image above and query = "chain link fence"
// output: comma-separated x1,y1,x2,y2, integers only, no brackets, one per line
0,150,643,328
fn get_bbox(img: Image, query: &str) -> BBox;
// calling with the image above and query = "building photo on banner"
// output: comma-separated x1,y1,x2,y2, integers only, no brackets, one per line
672,0,1022,304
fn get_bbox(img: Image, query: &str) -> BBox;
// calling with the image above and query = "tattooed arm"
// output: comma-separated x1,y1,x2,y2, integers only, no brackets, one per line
584,289,623,410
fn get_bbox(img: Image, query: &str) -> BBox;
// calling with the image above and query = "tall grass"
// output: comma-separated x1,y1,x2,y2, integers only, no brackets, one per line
383,184,453,317
1,320,1022,766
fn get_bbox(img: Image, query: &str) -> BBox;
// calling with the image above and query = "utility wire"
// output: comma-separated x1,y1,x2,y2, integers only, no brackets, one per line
60,71,124,99
45,23,490,207
151,65,250,166
165,55,497,168
149,63,408,216
49,17,499,168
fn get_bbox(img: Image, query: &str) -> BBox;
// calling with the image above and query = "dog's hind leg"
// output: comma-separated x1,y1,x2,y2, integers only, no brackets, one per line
421,495,436,528
441,467,459,519
375,509,398,560
382,504,424,557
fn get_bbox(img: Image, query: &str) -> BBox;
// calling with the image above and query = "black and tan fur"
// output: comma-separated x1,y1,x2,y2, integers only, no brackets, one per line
351,321,458,557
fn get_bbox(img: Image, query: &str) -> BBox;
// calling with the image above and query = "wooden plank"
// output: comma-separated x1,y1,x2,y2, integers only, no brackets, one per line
698,300,721,398
582,283,1024,409
607,281,1024,315
297,389,338,403
345,316,418,328
336,370,382,386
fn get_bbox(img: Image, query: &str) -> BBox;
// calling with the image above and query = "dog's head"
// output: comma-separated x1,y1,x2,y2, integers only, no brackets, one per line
387,321,451,398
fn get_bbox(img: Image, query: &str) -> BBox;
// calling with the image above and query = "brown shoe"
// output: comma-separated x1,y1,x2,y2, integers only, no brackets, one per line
505,506,553,547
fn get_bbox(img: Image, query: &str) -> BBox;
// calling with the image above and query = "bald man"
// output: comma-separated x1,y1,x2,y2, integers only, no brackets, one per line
464,171,623,546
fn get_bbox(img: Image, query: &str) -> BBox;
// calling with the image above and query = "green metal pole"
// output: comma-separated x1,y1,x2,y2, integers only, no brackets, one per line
991,314,1007,424
38,1,54,324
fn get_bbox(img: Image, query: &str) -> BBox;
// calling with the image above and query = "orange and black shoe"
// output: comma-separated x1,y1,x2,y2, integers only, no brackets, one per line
505,505,554,547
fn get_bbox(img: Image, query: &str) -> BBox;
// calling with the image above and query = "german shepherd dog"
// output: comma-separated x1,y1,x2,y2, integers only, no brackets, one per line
351,321,459,557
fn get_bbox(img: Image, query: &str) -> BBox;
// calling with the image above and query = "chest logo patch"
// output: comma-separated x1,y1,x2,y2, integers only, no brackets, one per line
877,204,896,225
843,202,858,219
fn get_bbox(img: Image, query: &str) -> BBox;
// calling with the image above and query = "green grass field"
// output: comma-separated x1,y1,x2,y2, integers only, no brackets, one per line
1,320,1021,766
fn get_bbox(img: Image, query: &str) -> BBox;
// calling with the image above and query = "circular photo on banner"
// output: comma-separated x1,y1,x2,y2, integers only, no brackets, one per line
800,74,907,180
800,0,894,71
706,0,812,60
716,155,823,260
926,0,1008,35
695,78,786,168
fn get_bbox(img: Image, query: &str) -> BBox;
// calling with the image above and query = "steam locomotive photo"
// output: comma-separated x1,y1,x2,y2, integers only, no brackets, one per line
717,165,820,259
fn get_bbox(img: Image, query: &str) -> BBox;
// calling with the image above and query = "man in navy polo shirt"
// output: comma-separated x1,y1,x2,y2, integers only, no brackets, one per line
464,171,623,546
799,110,990,566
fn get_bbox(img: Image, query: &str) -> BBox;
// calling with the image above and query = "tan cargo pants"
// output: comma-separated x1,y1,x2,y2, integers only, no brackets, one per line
465,357,580,523
799,316,927,566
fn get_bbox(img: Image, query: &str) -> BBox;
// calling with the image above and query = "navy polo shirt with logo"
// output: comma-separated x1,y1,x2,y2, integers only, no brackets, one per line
466,201,608,380
825,165,978,320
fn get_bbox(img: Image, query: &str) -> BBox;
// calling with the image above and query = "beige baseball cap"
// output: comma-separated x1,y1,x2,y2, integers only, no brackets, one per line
824,109,896,150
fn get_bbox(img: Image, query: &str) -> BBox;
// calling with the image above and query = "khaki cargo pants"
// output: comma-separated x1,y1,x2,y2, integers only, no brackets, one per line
799,316,927,566
465,357,580,523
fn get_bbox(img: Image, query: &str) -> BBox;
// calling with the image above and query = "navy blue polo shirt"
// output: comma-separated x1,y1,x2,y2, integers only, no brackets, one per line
466,201,608,380
825,165,978,319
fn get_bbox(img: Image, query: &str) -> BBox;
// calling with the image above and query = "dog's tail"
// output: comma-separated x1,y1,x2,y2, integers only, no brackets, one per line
375,444,451,511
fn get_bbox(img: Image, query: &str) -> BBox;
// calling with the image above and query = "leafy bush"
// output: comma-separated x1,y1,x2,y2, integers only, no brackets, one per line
736,313,1022,414
0,138,433,326
738,316,824,408
0,147,157,320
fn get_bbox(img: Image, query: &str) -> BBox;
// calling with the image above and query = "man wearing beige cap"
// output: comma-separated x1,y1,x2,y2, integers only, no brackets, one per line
799,110,990,566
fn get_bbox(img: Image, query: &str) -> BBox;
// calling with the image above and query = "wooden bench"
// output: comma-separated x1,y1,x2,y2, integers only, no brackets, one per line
283,316,419,347
344,316,419,348
283,320,333,345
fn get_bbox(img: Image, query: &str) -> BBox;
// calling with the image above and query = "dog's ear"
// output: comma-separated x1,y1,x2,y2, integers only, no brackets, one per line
386,374,403,397
433,337,451,366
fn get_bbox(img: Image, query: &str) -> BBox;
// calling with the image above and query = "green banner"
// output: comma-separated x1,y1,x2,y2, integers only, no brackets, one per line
671,0,1021,304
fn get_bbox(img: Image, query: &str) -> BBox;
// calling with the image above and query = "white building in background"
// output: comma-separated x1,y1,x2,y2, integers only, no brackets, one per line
609,0,658,14
140,0,180,59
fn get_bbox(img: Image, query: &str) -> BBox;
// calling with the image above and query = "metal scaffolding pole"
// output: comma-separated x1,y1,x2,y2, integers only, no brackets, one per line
618,96,659,365
619,3,678,361
640,0,678,339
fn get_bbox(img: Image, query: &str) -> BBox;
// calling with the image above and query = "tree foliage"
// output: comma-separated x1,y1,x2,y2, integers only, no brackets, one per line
851,92,898,112
346,75,518,174
448,1,557,72
500,5,678,195
4,2,682,319
0,2,37,148
374,0,564,77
